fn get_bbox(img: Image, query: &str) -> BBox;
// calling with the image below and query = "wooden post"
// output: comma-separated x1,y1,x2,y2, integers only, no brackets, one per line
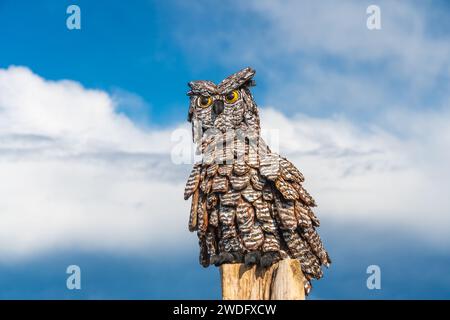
220,258,306,300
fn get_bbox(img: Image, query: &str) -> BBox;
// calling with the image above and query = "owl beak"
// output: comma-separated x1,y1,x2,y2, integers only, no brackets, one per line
213,100,224,116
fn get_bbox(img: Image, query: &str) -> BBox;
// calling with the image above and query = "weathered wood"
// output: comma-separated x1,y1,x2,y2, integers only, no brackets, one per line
220,259,305,300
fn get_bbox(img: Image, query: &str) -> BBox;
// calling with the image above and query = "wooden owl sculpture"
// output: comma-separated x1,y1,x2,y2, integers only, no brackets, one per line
184,67,330,293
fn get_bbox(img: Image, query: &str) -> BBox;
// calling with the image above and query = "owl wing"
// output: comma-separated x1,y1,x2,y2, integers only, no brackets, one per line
185,161,222,267
185,141,331,280
259,153,331,271
184,162,202,232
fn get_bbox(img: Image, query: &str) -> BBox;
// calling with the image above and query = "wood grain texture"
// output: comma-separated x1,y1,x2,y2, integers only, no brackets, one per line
220,259,305,300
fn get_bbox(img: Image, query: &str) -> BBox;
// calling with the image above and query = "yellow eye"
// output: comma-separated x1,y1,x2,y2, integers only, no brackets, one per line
197,96,212,108
225,90,240,104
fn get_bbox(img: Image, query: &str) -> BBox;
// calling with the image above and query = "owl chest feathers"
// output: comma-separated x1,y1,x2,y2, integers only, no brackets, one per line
184,133,323,250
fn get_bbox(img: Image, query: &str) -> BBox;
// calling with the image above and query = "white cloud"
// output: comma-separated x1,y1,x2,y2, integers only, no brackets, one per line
260,108,450,245
175,0,450,116
203,0,449,77
0,66,177,155
240,0,450,114
0,66,194,262
1,65,449,263
240,0,449,70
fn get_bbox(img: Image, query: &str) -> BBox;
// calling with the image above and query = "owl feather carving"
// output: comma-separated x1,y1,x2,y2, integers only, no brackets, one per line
184,67,330,294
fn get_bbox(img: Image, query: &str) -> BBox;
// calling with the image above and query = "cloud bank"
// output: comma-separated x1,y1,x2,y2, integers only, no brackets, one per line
0,66,191,261
0,65,449,262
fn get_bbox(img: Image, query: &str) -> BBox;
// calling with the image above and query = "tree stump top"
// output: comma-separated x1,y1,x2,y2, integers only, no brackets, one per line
220,258,306,300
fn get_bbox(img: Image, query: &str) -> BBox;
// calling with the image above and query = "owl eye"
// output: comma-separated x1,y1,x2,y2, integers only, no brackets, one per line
224,90,240,104
197,96,212,108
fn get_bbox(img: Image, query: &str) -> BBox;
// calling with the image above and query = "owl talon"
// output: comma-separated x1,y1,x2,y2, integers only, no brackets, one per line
244,251,261,266
231,251,244,263
210,255,220,266
260,251,281,268
213,252,235,266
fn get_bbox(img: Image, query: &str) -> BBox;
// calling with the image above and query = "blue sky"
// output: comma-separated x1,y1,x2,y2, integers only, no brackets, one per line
0,0,265,125
0,0,449,299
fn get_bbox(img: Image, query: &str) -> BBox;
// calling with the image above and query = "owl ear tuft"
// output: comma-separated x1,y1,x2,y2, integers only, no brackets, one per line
187,98,195,122
187,80,217,96
218,67,256,94
244,79,256,87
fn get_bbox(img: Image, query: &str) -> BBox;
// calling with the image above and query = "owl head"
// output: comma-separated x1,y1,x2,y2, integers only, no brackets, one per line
187,67,261,143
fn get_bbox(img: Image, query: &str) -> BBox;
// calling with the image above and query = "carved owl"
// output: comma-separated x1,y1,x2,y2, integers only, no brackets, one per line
184,67,330,293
